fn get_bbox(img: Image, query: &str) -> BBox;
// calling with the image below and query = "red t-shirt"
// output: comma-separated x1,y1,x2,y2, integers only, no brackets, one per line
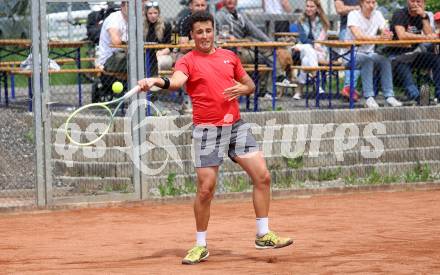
175,48,247,126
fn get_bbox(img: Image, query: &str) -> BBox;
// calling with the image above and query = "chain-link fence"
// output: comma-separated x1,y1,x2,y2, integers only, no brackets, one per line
1,0,440,209
0,1,35,208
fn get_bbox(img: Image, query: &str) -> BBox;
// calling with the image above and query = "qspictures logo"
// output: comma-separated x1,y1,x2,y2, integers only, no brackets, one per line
56,99,386,175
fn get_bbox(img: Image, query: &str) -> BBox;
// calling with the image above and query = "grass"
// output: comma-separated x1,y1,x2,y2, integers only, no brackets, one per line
155,162,438,197
158,173,197,197
343,165,432,186
274,175,305,189
309,167,341,182
103,183,130,193
283,155,304,169
403,162,432,183
24,127,35,144
224,176,249,193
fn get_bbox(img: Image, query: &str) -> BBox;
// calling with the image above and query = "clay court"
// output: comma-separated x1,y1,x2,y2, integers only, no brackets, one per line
1,189,440,274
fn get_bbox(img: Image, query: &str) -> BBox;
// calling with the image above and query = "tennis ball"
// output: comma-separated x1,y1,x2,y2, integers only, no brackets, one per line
112,81,124,94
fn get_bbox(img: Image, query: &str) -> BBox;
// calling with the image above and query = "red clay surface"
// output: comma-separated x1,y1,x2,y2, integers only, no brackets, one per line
1,190,440,274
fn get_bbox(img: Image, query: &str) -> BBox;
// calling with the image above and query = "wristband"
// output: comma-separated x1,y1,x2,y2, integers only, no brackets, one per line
422,14,429,20
160,77,170,89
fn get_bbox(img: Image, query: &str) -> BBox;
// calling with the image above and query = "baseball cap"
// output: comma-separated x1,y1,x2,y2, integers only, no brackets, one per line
434,12,440,21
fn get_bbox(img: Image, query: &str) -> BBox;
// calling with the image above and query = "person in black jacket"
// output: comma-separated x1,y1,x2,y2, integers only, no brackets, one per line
144,1,173,76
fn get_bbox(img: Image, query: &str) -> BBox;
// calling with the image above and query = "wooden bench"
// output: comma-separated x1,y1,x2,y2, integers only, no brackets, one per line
0,66,129,111
0,62,274,111
0,57,96,68
158,64,273,76
289,64,347,108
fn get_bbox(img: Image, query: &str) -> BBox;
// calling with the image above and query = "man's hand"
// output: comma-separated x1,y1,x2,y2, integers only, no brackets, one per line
426,33,439,40
380,29,394,40
223,80,251,101
138,77,159,92
412,3,425,17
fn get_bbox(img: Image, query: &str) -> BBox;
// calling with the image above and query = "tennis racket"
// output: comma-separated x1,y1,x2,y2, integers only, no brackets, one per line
64,85,141,146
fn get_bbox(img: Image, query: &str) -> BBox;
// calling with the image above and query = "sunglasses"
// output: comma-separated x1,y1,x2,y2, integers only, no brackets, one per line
145,1,159,7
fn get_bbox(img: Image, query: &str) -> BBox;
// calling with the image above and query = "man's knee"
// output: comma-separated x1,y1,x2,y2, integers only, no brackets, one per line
254,170,271,188
197,180,216,202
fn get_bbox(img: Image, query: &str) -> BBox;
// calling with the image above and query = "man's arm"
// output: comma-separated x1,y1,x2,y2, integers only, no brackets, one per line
395,24,437,40
280,0,292,13
349,25,392,40
108,28,122,45
394,6,437,40
223,74,255,101
138,71,188,92
421,15,434,36
334,0,359,16
244,14,271,42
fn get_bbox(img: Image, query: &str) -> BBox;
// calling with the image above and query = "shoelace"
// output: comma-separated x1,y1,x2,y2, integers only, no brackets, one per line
266,232,279,242
187,247,204,258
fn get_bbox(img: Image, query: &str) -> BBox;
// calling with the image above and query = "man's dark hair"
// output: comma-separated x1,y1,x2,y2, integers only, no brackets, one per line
189,11,214,30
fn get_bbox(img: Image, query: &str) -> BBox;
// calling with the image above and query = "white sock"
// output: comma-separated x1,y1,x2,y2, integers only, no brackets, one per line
256,217,269,237
196,231,207,247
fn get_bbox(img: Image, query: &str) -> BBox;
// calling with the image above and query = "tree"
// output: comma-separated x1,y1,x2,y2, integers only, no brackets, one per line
426,0,440,13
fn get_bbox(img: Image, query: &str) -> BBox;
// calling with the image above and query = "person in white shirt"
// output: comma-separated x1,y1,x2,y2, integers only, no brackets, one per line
263,0,292,14
347,0,402,108
96,1,128,70
264,0,293,32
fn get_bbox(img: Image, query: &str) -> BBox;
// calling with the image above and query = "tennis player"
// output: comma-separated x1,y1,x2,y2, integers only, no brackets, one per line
138,11,293,265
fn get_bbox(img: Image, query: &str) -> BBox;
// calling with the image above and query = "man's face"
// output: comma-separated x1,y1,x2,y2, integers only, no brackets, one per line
223,0,237,11
190,0,208,13
360,0,376,13
121,3,128,18
191,21,214,53
407,0,424,14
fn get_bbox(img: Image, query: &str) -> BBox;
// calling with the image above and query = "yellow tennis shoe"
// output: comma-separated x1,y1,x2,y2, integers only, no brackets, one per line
255,231,294,249
182,245,209,265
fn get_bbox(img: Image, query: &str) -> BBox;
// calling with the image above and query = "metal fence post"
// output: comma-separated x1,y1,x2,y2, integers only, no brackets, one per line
31,0,46,206
128,0,143,199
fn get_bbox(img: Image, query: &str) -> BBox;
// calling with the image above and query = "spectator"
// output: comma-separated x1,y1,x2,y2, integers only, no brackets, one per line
291,0,330,100
346,0,402,108
264,0,292,14
264,0,293,32
216,0,271,43
144,1,173,76
334,0,361,101
177,0,208,45
387,0,440,103
216,0,293,95
96,1,127,72
434,11,440,33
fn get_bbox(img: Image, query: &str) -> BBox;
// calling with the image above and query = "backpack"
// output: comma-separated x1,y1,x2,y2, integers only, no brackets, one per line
86,5,119,44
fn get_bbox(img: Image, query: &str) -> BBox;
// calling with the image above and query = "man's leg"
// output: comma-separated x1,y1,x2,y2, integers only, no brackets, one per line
183,123,225,265
233,151,293,249
234,151,270,218
339,28,360,99
194,166,219,232
355,53,374,98
371,53,394,97
412,52,440,99
182,166,218,265
393,60,419,100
